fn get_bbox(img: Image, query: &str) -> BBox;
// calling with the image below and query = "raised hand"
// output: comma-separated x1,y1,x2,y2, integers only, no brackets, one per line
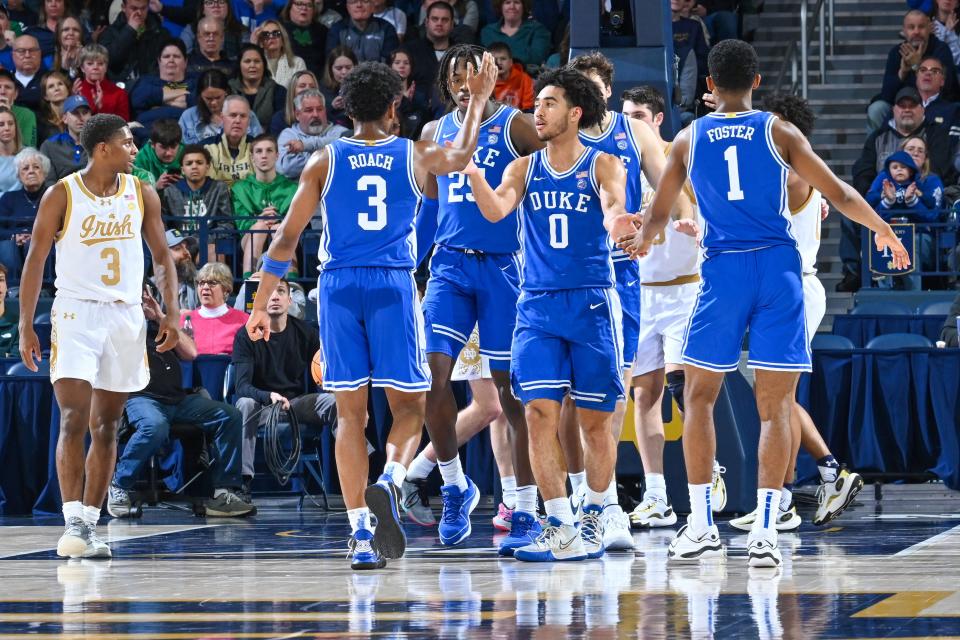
465,51,498,103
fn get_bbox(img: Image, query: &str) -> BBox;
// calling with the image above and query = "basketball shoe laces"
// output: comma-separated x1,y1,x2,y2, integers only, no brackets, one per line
441,489,465,524
533,524,565,548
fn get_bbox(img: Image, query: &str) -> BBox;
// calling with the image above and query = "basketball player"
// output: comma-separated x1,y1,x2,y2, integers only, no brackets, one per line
465,67,637,562
414,44,542,550
624,40,907,567
245,57,498,570
618,85,728,529
18,113,180,558
552,52,667,552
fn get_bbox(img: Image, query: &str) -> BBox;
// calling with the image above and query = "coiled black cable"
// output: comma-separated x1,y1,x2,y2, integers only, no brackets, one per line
263,402,301,486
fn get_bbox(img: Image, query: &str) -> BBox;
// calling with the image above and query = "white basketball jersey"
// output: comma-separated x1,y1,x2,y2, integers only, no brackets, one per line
55,172,145,304
790,186,821,275
637,151,700,285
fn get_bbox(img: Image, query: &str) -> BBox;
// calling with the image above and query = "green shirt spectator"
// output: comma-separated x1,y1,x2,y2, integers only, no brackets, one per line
133,119,184,192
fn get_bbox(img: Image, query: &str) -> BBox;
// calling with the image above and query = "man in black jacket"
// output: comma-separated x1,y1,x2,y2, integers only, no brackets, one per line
99,0,171,83
233,278,337,487
941,290,960,347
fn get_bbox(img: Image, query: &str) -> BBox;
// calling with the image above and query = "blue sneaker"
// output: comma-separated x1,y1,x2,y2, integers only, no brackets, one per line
498,511,543,557
580,505,605,559
438,477,480,546
513,516,587,562
349,528,386,570
364,475,406,560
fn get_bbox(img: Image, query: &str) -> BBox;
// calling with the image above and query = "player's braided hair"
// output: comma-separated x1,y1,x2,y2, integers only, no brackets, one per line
436,43,486,107
763,92,816,137
79,113,128,155
340,61,403,123
536,67,605,130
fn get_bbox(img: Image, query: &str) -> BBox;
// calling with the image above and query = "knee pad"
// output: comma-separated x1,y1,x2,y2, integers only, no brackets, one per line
665,370,685,413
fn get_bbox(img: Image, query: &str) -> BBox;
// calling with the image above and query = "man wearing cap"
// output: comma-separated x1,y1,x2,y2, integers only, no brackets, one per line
0,69,36,147
40,95,92,180
157,229,200,311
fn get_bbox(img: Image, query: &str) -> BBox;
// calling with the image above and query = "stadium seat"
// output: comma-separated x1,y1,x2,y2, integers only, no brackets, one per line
811,334,856,350
850,301,914,315
917,300,952,316
5,360,50,376
864,333,934,350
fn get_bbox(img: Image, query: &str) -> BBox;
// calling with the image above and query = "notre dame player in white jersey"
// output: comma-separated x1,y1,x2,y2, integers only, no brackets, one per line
19,114,180,559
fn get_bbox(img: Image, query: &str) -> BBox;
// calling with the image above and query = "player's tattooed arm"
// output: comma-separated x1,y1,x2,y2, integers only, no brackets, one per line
631,117,666,190
464,154,530,222
773,118,911,270
596,153,637,243
142,182,181,353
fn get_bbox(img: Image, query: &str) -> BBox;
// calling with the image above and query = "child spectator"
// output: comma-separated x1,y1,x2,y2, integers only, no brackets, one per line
160,144,235,242
490,41,533,110
133,119,184,191
180,262,249,356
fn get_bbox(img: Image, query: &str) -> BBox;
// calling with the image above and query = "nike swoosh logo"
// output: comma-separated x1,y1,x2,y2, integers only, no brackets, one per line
500,264,512,271
590,303,604,310
442,132,456,139
532,176,546,181
626,280,637,286
557,535,578,550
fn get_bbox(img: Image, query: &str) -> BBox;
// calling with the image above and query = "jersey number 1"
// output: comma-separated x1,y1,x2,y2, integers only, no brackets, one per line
723,146,745,201
357,175,388,231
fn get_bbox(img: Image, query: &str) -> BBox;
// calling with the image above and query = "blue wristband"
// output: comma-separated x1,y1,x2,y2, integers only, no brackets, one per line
261,254,291,278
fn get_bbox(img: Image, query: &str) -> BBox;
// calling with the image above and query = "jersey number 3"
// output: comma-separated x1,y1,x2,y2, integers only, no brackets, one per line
357,175,388,231
100,247,120,285
723,146,745,202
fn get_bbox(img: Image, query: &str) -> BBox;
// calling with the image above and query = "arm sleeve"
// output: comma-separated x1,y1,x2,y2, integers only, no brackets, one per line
276,129,309,179
524,21,551,66
865,173,885,208
461,0,479,32
232,332,273,404
130,77,162,112
415,196,439,267
231,182,257,231
879,47,905,104
852,132,880,195
381,23,399,61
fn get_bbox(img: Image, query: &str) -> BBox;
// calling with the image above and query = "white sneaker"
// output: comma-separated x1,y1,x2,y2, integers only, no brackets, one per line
668,523,725,561
600,504,634,551
56,517,90,559
629,495,678,528
711,462,727,512
81,526,112,559
579,505,605,558
729,505,801,531
747,531,782,568
814,468,863,525
514,517,587,562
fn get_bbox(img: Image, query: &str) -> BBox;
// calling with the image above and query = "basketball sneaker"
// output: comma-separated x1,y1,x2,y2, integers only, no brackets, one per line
57,517,90,559
599,504,634,551
569,484,586,521
400,479,436,527
364,475,406,559
711,462,727,512
747,530,782,568
668,523,725,561
629,495,678,528
492,502,513,531
82,526,112,559
514,517,587,562
349,528,386,570
106,484,133,519
814,468,863,525
729,504,801,531
204,490,256,517
579,505,605,559
498,511,543,556
438,477,480,546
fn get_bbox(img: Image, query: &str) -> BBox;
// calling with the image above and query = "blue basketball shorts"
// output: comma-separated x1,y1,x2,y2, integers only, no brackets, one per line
614,259,641,369
681,245,811,372
421,245,521,371
511,287,625,412
317,267,431,392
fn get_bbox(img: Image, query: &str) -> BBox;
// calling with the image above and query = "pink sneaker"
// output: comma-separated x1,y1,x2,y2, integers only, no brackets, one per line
492,502,513,531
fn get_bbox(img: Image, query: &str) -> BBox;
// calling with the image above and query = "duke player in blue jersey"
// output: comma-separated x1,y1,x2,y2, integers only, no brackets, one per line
625,40,908,568
465,68,638,562
246,56,499,570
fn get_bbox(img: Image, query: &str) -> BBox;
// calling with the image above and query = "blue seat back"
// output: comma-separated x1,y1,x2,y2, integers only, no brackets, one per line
812,334,855,350
865,333,934,349
851,301,913,315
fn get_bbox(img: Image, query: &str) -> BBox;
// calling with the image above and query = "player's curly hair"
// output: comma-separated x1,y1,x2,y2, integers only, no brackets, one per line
79,113,128,155
436,43,486,107
763,92,816,137
707,39,759,92
340,61,403,124
536,67,605,130
569,51,615,89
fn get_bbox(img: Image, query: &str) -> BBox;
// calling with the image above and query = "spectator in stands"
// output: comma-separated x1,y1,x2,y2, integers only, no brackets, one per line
690,0,737,42
0,106,22,193
931,0,960,66
373,0,406,40
915,55,957,125
0,70,36,149
36,71,67,144
268,69,319,136
232,134,297,275
277,89,347,177
12,34,44,110
867,10,957,132
181,262,249,355
940,288,960,345
406,1,456,107
320,45,356,129
23,0,64,57
490,40,532,110
133,119,183,191
417,0,479,42
130,40,197,139
108,283,254,519
180,70,265,144
327,0,399,62
313,0,344,28
51,16,84,79
388,47,430,138
280,0,328,75
39,94,89,180
0,148,46,280
203,95,255,187
73,44,131,121
0,264,17,356
256,20,307,88
181,0,248,59
480,0,550,67
0,7,16,72
187,17,234,76
158,229,201,311
232,277,336,490
100,0,171,83
672,0,709,119
161,145,234,247
229,43,287,128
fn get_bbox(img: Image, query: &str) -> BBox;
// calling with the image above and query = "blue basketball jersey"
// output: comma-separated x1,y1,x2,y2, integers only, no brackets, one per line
517,146,615,291
318,135,422,270
688,110,794,257
433,104,521,253
579,111,643,263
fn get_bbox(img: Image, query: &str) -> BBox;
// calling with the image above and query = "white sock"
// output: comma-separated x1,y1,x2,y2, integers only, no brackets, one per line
406,452,437,482
568,471,586,494
751,488,782,536
585,485,605,510
516,485,538,514
82,505,101,528
382,461,407,487
687,483,713,532
62,500,83,524
779,487,793,512
544,496,575,526
603,476,619,508
348,507,371,533
645,473,668,502
500,475,517,509
818,464,839,484
438,456,468,492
